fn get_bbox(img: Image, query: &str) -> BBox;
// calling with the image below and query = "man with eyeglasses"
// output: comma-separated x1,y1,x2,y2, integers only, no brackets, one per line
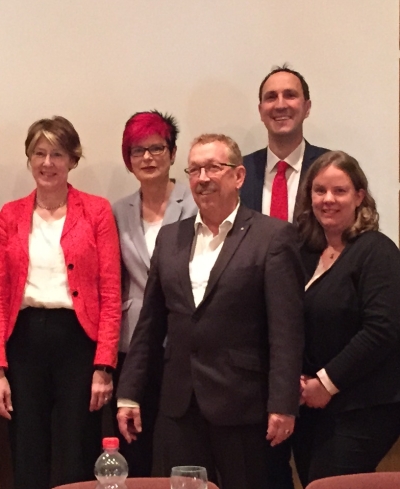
117,133,304,489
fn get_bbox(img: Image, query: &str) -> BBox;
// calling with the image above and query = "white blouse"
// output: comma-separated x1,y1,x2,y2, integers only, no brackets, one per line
142,219,163,257
22,212,73,309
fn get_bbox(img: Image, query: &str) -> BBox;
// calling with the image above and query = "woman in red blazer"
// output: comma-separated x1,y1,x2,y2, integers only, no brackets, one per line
0,116,121,489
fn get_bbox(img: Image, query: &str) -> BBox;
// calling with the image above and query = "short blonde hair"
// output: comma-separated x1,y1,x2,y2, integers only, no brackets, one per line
25,116,82,168
297,150,379,251
190,133,243,167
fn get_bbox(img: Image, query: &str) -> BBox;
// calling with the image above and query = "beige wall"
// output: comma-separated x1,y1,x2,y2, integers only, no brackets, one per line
0,0,398,241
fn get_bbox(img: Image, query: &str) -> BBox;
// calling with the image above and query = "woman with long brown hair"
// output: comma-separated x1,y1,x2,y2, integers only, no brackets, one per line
293,150,400,485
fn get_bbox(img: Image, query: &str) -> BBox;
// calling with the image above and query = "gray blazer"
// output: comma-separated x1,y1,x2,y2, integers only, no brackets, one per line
113,181,197,352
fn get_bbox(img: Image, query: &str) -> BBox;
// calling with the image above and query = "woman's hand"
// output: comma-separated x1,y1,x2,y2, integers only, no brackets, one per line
301,377,332,409
89,370,113,411
299,374,312,405
0,368,12,419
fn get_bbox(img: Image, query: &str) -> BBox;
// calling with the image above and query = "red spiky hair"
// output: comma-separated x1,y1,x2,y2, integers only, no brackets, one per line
122,110,179,171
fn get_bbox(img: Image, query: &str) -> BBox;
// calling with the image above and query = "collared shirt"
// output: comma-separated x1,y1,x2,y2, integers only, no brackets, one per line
118,203,240,409
262,139,305,223
189,203,239,307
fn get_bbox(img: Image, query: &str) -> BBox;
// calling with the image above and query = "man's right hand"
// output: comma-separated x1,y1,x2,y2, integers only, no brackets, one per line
117,406,142,443
0,369,12,420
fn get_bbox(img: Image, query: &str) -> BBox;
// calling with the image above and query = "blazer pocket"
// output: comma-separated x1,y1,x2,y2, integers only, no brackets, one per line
121,299,133,311
228,349,264,372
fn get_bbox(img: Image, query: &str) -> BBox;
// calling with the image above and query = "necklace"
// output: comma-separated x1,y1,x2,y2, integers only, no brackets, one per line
327,247,342,260
36,197,67,211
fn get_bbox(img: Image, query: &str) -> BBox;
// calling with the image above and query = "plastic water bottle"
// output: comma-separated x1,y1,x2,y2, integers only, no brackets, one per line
94,437,128,489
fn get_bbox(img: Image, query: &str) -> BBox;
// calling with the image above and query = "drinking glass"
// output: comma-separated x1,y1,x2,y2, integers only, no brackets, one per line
170,465,208,489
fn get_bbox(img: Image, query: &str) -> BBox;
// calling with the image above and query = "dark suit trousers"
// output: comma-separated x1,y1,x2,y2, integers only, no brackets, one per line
265,439,294,489
292,403,400,487
151,394,269,489
6,308,102,489
111,352,160,477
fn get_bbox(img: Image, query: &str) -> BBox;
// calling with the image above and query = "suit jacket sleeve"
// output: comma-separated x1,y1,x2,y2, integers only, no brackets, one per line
325,235,400,391
265,222,305,415
117,229,168,402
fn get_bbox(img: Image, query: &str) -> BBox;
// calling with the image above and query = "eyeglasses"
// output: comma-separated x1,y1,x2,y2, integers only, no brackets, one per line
31,150,69,162
130,144,167,158
184,162,236,178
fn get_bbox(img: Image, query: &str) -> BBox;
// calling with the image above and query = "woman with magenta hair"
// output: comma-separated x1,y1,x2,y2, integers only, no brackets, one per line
112,110,197,476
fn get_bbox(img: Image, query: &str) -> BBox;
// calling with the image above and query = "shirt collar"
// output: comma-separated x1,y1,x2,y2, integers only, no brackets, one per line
266,139,306,174
194,201,240,234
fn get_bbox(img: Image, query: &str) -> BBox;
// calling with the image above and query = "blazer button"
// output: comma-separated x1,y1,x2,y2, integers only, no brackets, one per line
68,264,74,270
72,291,78,297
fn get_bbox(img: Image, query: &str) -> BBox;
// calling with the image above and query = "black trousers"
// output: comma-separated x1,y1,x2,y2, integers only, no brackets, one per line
152,395,269,489
6,308,102,489
111,352,160,477
292,403,400,487
265,438,294,489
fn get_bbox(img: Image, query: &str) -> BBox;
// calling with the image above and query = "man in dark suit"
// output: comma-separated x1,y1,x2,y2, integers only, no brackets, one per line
241,66,329,489
117,134,304,489
241,65,328,223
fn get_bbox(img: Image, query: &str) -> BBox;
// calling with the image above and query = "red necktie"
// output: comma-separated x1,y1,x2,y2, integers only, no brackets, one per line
270,160,289,221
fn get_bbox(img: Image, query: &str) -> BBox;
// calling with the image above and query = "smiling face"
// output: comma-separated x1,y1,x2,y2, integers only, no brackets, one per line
311,164,365,238
258,71,311,142
188,141,245,222
129,133,175,184
29,136,75,192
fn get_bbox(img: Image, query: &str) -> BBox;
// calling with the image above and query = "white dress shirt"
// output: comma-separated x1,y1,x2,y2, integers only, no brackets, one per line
262,139,305,223
189,204,239,307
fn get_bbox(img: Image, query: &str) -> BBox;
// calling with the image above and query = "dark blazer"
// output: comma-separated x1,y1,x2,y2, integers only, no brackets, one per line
113,182,197,352
0,185,121,368
118,205,304,426
240,141,329,217
302,231,400,413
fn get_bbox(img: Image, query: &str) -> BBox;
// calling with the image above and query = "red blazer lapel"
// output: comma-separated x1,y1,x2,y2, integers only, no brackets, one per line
17,190,36,257
61,185,84,240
